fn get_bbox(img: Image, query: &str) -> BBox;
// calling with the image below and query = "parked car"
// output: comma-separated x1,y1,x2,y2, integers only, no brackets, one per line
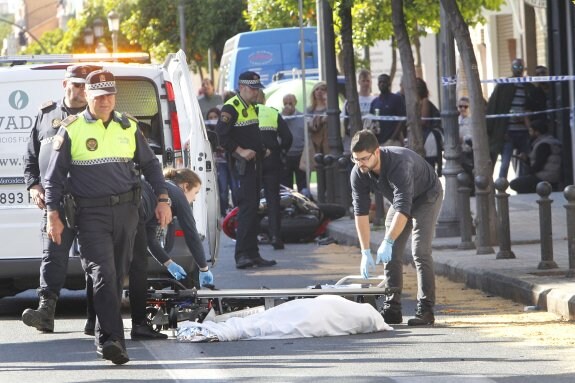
0,51,219,297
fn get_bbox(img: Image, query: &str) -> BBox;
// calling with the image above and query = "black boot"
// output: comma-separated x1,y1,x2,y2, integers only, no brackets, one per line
271,236,285,250
131,321,168,340
407,304,435,326
380,304,403,325
84,318,96,336
22,290,58,332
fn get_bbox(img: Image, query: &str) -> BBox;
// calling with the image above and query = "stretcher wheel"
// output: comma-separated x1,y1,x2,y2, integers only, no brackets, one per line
145,306,164,333
168,306,179,329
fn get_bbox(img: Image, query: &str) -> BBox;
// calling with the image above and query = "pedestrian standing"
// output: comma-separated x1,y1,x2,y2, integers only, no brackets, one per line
206,107,237,216
198,78,224,118
43,70,172,364
215,71,276,269
256,90,293,249
280,93,308,194
486,58,546,178
369,74,405,146
21,64,100,333
350,130,443,326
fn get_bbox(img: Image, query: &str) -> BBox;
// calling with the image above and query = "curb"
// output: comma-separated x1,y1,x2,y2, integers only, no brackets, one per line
327,219,575,320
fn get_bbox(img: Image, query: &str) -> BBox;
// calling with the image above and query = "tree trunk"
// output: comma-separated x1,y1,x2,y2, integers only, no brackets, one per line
391,0,423,156
390,35,397,84
413,33,423,78
339,1,362,139
440,0,497,246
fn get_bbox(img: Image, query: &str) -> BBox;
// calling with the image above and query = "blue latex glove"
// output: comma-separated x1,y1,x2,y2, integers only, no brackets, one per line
376,237,394,264
166,261,187,280
360,249,375,279
199,269,214,287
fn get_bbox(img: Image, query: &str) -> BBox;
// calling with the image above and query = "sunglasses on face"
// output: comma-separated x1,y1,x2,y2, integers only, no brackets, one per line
458,105,469,109
72,83,85,89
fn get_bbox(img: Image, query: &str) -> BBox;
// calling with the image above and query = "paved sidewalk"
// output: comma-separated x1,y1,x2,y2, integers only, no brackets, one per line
327,191,575,320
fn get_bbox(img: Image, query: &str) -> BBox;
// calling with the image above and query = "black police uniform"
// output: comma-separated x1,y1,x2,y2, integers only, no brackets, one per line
24,100,85,300
256,104,292,247
216,94,266,266
44,108,167,350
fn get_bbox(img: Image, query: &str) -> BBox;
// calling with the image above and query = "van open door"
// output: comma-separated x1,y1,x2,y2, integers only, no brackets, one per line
164,50,220,265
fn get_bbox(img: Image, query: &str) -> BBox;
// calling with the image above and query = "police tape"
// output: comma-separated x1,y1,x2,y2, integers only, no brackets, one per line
441,74,575,86
204,105,571,125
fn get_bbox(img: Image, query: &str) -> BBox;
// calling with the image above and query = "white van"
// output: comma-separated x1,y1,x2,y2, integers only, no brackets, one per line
0,50,219,297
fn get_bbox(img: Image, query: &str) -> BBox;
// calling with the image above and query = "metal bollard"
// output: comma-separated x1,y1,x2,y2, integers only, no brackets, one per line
323,154,336,203
564,185,575,276
474,175,494,254
314,153,325,203
494,178,515,259
337,155,352,216
457,172,475,250
536,181,558,269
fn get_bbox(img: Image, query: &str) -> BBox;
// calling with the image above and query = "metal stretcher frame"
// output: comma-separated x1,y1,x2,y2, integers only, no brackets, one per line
145,276,400,331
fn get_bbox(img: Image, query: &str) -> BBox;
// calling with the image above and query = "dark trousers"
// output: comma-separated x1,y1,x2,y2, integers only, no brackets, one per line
509,174,542,194
384,185,443,311
262,167,281,240
216,161,237,216
499,130,531,179
39,207,76,297
281,154,307,192
234,160,260,262
128,219,148,325
77,202,138,348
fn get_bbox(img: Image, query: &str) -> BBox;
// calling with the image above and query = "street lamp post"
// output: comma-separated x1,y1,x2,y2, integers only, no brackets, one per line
107,11,120,55
93,18,104,40
83,27,94,52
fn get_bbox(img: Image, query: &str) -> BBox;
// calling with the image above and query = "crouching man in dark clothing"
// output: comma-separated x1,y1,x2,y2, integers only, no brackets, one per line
350,130,443,326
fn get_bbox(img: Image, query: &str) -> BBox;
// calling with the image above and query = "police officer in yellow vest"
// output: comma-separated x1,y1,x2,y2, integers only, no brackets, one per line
256,90,292,250
43,70,171,365
216,71,277,269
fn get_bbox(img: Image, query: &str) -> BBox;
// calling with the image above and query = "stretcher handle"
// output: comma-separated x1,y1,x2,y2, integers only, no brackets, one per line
334,275,388,288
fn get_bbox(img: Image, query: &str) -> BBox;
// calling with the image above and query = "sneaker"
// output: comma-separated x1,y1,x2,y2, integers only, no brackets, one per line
407,307,435,326
101,340,130,365
381,308,403,324
131,323,168,340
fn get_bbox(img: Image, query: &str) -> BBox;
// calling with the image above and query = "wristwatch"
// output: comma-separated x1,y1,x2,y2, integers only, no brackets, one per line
158,197,171,206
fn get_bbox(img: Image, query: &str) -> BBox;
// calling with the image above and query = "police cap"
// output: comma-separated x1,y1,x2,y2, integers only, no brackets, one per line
85,69,117,97
238,71,264,89
65,65,101,83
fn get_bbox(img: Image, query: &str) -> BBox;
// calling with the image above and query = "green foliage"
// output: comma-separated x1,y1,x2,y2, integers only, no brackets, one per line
0,13,13,44
23,0,249,71
245,0,505,48
22,29,64,54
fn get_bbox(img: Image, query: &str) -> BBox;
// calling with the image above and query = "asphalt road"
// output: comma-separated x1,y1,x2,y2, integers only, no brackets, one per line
0,234,574,382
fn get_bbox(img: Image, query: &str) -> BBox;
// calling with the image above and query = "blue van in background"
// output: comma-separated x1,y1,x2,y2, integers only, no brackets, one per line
217,27,318,94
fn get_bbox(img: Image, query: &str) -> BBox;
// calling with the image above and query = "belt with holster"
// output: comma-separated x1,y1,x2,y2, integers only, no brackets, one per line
74,188,141,208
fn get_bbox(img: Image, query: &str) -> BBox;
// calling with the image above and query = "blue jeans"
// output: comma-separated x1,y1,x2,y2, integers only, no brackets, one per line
499,130,531,179
216,162,237,216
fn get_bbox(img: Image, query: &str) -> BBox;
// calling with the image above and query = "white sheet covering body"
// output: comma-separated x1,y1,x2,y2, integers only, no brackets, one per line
177,295,393,342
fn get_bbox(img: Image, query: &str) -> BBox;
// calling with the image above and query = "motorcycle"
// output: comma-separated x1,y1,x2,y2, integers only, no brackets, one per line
222,185,347,243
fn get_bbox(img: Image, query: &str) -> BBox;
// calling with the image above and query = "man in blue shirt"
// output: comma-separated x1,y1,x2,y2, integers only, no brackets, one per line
369,74,405,146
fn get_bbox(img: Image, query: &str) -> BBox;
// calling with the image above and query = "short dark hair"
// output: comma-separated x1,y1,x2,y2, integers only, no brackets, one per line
530,118,549,135
351,130,379,153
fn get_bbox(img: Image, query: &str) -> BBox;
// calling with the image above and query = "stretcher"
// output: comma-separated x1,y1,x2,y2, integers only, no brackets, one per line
145,276,400,332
